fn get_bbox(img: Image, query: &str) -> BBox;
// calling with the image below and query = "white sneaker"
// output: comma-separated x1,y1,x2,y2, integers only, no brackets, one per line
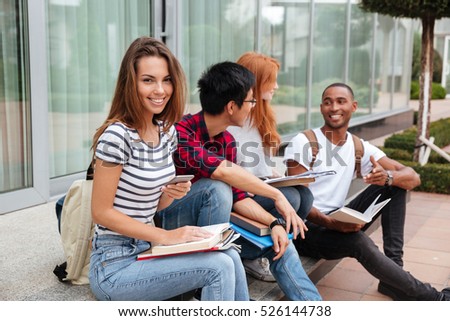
243,257,276,282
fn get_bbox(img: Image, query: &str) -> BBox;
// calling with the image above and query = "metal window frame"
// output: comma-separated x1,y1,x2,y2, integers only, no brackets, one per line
0,0,49,214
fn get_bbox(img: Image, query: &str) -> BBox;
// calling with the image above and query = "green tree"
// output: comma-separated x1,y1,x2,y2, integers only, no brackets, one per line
359,0,450,162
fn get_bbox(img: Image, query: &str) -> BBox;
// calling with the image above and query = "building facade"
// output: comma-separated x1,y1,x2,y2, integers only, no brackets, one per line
0,0,421,214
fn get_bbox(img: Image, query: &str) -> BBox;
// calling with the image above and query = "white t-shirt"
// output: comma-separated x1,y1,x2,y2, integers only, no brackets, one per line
228,119,273,178
95,122,177,235
283,128,386,213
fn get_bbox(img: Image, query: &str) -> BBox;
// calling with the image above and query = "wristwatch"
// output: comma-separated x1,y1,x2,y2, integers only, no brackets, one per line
385,170,393,186
269,218,286,231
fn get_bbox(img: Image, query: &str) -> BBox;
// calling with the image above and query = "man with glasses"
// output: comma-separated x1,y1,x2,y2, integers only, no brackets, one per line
162,61,321,300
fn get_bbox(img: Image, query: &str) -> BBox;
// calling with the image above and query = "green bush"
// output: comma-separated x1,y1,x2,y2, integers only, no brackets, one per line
410,81,447,99
384,128,416,151
382,147,449,164
384,118,450,154
402,161,450,194
381,148,413,161
383,118,450,194
410,81,420,100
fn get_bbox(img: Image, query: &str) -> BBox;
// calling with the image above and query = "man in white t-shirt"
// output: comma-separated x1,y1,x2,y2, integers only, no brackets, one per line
282,83,450,300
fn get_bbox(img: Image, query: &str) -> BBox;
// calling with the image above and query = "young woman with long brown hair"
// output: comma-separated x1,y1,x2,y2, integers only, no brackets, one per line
89,37,248,301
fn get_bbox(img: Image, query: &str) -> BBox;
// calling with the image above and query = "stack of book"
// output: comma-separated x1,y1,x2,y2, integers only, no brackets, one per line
230,212,293,250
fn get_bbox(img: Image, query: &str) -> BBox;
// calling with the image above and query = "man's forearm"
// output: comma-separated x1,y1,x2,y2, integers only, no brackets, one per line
233,198,277,226
211,160,283,201
391,166,421,190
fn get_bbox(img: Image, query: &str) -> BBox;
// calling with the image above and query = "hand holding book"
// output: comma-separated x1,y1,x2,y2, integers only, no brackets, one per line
137,223,240,260
328,194,391,224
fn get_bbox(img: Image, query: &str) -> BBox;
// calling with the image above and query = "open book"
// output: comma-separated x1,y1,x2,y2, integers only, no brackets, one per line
328,195,391,224
263,170,337,188
137,223,240,260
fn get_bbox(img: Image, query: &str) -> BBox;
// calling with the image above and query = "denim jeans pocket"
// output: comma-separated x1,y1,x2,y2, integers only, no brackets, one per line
100,244,138,280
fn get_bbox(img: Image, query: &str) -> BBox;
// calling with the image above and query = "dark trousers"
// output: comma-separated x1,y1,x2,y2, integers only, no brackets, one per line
294,185,441,300
347,185,406,267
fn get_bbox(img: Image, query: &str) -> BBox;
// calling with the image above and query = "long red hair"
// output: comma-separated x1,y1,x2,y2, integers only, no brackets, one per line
236,52,281,155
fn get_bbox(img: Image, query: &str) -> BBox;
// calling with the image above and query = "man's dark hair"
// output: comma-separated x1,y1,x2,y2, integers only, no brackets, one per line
322,82,355,100
197,61,255,115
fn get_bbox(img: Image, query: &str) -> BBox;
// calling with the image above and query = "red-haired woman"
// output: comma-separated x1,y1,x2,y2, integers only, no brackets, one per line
228,52,314,282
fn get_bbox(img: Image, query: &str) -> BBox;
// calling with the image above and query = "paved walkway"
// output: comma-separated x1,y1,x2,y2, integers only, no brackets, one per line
316,191,450,300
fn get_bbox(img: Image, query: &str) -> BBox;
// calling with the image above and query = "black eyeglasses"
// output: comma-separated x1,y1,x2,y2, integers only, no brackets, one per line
244,99,257,107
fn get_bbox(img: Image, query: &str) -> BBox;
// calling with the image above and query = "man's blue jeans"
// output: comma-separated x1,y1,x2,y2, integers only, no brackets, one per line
238,185,322,301
157,178,233,228
157,178,249,300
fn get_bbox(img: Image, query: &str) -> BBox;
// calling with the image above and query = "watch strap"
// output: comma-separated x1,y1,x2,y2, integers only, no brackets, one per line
385,170,393,186
269,219,284,231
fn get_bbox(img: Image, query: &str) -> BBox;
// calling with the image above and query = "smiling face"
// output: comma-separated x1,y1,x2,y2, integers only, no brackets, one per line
320,85,357,130
137,56,173,118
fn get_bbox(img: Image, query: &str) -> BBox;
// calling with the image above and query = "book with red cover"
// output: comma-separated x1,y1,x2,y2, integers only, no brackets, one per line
137,223,240,260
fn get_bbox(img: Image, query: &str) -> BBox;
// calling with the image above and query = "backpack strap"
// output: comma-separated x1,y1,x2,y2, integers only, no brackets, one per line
351,134,364,178
303,130,364,177
86,159,95,180
302,129,319,171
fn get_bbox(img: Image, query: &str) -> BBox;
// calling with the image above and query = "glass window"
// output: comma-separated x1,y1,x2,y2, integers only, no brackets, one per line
348,3,374,116
262,1,311,136
46,0,153,178
0,0,32,193
444,37,450,94
179,0,256,112
391,19,412,110
310,0,347,128
374,14,397,112
373,15,413,112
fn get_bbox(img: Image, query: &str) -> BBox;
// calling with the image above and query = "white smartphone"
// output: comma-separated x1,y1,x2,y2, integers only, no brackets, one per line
166,175,194,185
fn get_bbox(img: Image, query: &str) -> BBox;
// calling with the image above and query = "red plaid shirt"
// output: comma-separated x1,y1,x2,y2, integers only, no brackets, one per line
174,112,248,203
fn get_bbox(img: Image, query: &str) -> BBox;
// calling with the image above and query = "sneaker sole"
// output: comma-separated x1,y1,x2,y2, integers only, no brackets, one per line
244,267,277,282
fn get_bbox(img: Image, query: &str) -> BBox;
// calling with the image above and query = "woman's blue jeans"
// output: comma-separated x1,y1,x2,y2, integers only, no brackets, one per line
237,185,321,301
89,178,249,301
